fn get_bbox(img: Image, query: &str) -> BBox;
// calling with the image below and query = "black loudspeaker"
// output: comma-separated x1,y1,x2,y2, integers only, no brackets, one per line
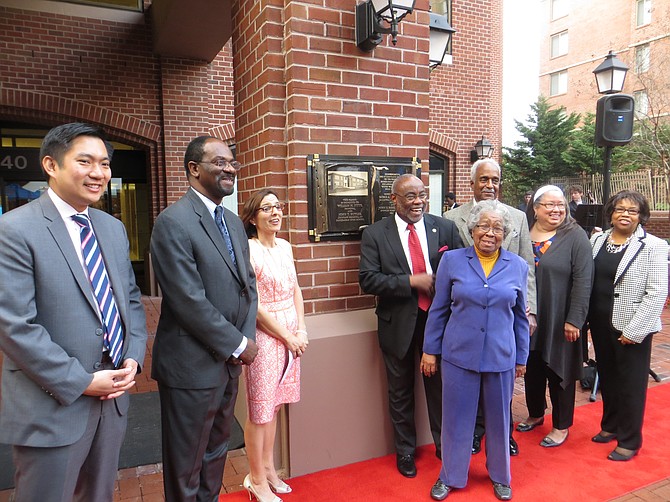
595,94,634,147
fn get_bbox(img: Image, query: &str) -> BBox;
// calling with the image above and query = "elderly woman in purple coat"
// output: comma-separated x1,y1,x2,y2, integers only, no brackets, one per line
421,200,529,501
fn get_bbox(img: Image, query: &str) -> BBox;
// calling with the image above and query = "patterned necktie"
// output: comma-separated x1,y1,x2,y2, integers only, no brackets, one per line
214,205,237,266
72,214,124,367
407,223,431,311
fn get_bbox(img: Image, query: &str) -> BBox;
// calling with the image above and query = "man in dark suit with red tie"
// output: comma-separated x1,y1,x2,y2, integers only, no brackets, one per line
359,174,463,478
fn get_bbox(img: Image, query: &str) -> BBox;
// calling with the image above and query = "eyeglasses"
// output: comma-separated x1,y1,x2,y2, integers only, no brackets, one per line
394,192,428,202
536,202,566,210
200,159,242,171
475,224,504,235
257,202,285,213
613,207,640,215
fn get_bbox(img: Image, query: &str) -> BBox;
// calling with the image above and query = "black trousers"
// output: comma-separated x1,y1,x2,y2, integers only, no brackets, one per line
381,308,442,456
523,350,576,430
591,328,653,450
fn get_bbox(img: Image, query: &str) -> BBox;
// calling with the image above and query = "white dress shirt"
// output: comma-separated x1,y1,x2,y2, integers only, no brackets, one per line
394,213,433,275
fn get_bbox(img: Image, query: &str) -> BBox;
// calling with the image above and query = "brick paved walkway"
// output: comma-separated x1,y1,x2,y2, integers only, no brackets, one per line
1,298,669,501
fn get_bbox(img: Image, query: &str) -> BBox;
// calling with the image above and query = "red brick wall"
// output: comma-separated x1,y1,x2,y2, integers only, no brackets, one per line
232,0,442,314
647,212,670,240
0,6,160,123
209,40,236,131
429,0,503,202
1,1,505,316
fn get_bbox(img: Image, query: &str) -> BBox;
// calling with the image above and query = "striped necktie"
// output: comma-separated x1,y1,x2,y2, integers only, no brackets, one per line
72,214,124,367
215,205,237,266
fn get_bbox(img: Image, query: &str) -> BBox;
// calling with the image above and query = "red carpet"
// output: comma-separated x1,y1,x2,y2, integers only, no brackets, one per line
220,383,670,501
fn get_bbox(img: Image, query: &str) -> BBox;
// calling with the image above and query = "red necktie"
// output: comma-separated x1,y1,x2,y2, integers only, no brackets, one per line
407,223,431,311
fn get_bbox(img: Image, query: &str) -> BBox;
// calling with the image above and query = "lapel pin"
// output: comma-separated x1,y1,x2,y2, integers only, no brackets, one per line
432,228,437,233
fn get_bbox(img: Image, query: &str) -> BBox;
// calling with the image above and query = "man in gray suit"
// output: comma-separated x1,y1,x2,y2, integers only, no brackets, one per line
150,136,258,502
445,157,536,457
0,122,148,501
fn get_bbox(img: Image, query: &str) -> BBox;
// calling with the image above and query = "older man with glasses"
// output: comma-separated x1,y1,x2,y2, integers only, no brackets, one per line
360,173,463,478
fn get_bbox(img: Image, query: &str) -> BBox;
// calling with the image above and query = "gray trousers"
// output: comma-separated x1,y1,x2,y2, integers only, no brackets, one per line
12,396,126,502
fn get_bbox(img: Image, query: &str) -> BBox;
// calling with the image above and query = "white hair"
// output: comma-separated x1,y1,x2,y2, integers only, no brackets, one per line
470,158,501,182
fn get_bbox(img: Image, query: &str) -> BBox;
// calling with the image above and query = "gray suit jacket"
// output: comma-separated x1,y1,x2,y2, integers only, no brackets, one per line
0,192,147,447
150,189,257,388
445,200,537,314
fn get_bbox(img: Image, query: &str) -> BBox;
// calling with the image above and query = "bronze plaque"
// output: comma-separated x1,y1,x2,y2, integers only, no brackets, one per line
307,154,419,241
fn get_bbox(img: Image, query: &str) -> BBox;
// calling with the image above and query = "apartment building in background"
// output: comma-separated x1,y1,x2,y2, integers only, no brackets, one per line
540,0,670,120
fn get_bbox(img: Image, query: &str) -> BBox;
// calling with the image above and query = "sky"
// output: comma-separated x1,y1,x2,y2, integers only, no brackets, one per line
502,1,542,149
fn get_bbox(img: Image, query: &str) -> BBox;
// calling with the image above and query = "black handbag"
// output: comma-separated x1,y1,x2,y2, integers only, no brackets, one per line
580,359,597,390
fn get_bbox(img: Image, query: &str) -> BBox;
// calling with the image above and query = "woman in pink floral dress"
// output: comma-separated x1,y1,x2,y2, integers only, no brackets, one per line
240,189,308,502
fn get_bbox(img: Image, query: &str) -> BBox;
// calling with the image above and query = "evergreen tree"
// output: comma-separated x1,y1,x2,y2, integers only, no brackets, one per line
502,96,581,202
563,113,600,176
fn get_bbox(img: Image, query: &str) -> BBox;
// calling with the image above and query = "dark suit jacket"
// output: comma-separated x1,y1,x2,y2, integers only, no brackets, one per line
0,192,147,447
150,189,257,388
569,200,579,219
359,213,463,359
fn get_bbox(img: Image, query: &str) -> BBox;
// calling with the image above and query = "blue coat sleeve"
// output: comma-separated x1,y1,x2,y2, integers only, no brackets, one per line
423,251,452,355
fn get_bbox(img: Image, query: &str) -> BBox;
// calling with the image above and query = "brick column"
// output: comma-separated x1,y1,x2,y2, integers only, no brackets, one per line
160,58,211,204
429,0,503,199
233,0,432,315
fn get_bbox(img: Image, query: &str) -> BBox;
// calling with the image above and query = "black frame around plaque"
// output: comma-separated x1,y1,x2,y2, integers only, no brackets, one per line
307,154,419,242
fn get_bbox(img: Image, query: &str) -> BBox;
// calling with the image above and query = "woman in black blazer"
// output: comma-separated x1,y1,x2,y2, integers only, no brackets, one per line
589,190,668,461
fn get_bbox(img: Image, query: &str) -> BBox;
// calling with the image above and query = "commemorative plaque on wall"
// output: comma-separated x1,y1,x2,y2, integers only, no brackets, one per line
307,154,419,242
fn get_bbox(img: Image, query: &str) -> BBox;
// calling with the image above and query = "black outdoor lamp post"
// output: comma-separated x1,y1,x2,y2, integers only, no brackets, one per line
356,0,416,51
470,136,494,163
429,12,455,69
593,51,633,208
593,51,630,95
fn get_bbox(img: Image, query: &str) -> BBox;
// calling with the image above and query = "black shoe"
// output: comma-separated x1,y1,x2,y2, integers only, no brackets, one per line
540,430,569,448
607,448,638,461
472,434,482,454
396,453,416,477
515,418,544,432
592,432,617,444
509,437,519,456
493,482,512,500
430,479,451,500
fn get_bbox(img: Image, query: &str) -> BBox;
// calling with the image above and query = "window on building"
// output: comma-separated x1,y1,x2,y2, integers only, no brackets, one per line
430,0,452,18
430,0,453,59
635,44,650,73
0,122,150,291
636,0,652,27
634,90,649,117
550,71,568,96
428,153,450,217
551,31,569,58
551,0,568,20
